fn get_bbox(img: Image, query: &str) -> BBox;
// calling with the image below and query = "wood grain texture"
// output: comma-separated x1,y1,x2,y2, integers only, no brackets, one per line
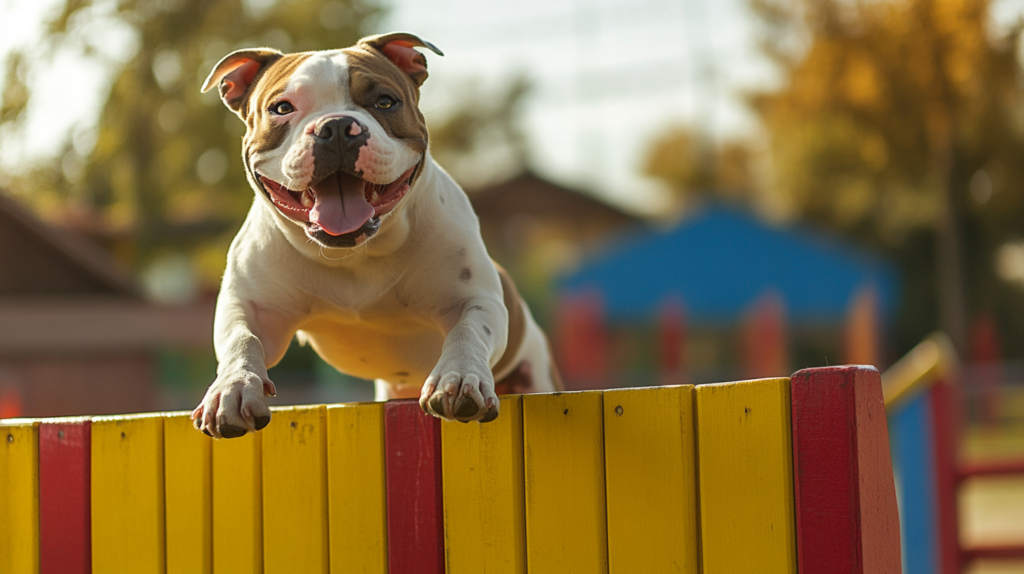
856,371,903,574
695,378,796,574
441,395,526,574
262,406,329,574
39,419,91,574
523,391,608,574
384,400,444,574
212,430,263,574
790,366,901,574
91,414,166,574
164,413,212,574
603,386,698,573
327,403,388,574
0,420,40,574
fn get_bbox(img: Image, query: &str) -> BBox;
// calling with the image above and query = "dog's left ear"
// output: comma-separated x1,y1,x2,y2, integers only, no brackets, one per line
201,48,283,114
360,32,443,87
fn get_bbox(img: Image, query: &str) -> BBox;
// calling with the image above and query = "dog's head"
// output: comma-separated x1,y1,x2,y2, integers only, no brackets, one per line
202,32,443,249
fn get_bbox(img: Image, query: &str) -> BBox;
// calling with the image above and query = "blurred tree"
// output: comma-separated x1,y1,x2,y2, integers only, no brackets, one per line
426,75,531,190
643,126,757,210
751,0,1024,355
0,0,382,290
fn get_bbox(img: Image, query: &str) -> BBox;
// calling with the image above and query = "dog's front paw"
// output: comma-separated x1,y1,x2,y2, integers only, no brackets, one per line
419,358,499,423
191,371,276,439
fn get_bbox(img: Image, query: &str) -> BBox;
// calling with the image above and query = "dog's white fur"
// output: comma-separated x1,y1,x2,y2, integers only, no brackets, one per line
192,43,556,437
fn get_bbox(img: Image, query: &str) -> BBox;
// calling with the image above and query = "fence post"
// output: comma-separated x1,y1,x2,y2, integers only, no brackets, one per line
790,365,901,574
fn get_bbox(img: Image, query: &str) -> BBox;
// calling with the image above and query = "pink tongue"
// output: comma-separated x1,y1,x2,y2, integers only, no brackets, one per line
309,172,374,236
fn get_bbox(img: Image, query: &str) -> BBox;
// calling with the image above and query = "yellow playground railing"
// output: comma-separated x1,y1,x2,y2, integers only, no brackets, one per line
1,365,900,574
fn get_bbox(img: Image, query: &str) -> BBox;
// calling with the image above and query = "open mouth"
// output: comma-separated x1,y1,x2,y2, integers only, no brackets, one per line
258,164,417,240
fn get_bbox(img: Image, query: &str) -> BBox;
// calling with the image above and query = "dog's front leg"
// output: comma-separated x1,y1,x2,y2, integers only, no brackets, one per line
192,297,292,438
420,297,508,423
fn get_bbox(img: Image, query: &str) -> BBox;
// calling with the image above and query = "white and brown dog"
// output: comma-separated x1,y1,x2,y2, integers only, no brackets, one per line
191,32,561,438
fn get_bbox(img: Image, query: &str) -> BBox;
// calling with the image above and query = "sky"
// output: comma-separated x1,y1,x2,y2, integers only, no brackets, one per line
0,0,777,214
379,0,777,212
3,0,1024,214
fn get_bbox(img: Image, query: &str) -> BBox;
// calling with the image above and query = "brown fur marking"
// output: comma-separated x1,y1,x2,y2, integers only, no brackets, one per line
491,262,526,380
344,47,427,147
243,53,312,159
343,45,430,187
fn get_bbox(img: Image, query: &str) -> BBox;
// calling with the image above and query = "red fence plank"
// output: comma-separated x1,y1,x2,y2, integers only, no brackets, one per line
384,400,443,574
929,381,962,574
39,419,92,574
790,366,901,574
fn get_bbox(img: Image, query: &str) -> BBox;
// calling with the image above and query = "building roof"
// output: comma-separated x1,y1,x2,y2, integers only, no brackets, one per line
558,206,899,322
469,171,640,227
0,191,141,299
0,191,213,353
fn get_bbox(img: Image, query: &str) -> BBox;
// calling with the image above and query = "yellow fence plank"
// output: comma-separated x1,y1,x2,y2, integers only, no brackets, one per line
165,413,212,574
695,378,797,574
213,430,263,574
263,406,328,573
603,386,698,573
0,420,39,574
442,395,526,574
523,392,608,574
326,403,388,574
91,414,165,574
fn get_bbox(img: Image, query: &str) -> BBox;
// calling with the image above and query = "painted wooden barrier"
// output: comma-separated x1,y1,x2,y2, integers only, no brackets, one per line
883,333,1024,574
0,365,900,573
39,418,91,574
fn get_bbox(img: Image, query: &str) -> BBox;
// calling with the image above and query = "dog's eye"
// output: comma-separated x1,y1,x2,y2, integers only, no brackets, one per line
375,96,396,110
271,101,295,115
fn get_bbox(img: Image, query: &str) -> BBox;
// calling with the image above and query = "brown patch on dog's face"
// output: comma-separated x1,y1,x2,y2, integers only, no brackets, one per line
342,44,430,163
241,53,313,162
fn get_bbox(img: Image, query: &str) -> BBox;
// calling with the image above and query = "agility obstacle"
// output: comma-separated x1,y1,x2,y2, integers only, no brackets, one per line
0,365,900,574
884,334,1024,574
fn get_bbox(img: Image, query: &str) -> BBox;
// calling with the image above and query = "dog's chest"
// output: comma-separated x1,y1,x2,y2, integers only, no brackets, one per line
293,275,445,381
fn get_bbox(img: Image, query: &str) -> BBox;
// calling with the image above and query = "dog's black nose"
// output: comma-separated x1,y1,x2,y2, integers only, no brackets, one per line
309,115,370,182
314,116,365,143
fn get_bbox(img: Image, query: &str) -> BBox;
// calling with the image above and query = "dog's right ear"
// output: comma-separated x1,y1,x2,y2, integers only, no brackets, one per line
201,48,283,113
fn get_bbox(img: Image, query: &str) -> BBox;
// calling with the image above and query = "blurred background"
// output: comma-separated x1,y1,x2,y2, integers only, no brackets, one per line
0,0,1023,570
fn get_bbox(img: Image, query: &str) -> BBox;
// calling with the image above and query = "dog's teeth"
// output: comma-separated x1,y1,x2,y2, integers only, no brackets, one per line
300,190,314,208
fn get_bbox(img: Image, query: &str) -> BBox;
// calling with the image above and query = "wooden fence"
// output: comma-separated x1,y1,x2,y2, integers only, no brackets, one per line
0,365,900,574
884,334,1024,573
